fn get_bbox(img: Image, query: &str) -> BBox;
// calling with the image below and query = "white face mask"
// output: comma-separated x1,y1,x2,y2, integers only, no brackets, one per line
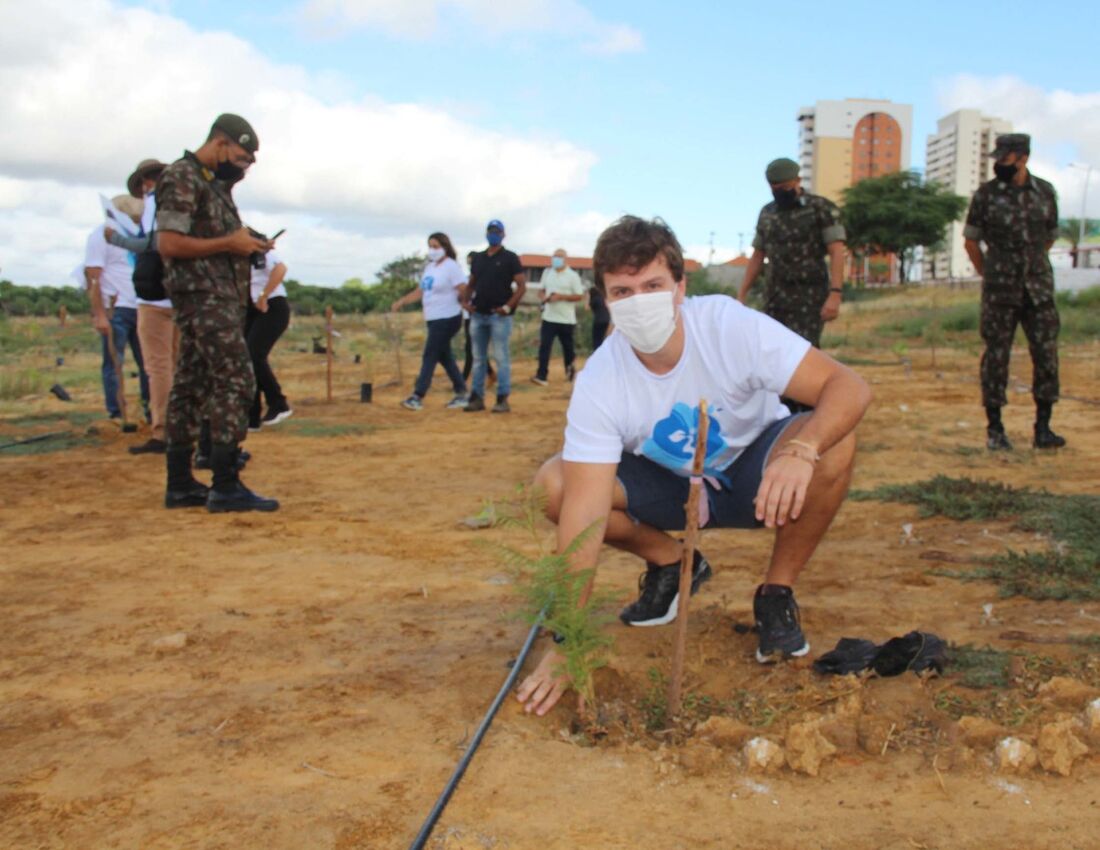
427,247,445,262
607,290,677,354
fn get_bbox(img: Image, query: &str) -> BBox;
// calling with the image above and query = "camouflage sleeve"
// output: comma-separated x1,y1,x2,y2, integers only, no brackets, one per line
155,162,197,235
751,209,766,251
1045,182,1059,243
818,198,846,244
962,186,985,241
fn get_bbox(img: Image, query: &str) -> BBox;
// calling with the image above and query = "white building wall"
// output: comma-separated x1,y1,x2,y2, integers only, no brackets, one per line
923,109,1012,279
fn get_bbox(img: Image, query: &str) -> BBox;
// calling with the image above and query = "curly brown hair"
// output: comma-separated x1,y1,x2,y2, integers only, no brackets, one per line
592,215,684,294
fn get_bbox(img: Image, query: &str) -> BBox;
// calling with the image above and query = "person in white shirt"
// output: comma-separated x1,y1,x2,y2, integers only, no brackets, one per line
245,249,293,428
107,159,174,454
515,216,871,716
532,247,586,386
84,196,150,420
391,232,469,410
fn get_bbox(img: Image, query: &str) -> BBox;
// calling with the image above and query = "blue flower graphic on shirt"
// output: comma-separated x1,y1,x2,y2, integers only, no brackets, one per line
641,402,727,478
420,274,435,291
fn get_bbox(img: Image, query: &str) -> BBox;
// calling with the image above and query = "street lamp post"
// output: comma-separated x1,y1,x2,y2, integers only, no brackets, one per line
1069,162,1093,267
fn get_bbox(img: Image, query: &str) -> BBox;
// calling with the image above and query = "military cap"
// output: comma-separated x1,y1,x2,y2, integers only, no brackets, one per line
765,158,800,184
990,133,1030,159
211,113,259,157
126,158,167,198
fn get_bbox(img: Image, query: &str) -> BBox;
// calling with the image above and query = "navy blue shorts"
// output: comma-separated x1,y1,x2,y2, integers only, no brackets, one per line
616,414,804,531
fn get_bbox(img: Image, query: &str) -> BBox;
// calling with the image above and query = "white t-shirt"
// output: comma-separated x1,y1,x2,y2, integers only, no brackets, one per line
250,250,288,303
83,225,137,310
563,295,811,481
541,267,586,325
420,257,466,322
137,192,172,309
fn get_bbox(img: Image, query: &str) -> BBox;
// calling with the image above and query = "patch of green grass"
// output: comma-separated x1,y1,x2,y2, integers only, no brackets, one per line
0,369,50,400
852,476,1100,600
279,421,375,438
948,643,1013,689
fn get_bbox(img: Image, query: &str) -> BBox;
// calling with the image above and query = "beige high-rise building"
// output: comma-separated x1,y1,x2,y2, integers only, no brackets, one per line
797,98,913,203
923,109,1013,280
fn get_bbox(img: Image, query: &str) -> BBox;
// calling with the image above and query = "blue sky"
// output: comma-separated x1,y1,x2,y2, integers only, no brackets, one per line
1,0,1096,284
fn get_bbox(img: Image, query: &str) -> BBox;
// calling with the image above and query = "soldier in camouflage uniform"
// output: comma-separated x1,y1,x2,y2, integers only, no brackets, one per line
157,114,279,512
739,158,847,412
963,133,1064,451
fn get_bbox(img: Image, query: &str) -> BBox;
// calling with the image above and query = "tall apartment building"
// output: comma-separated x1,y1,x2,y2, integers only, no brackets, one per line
797,98,913,203
923,109,1013,280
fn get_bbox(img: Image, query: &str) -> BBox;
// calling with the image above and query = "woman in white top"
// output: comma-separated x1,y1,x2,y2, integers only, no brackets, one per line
245,250,293,428
391,232,469,410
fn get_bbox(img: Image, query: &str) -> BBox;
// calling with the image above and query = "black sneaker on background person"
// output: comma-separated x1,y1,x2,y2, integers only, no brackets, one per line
986,428,1013,451
753,584,810,663
619,550,713,626
492,395,511,413
464,393,486,412
129,438,167,455
262,401,293,426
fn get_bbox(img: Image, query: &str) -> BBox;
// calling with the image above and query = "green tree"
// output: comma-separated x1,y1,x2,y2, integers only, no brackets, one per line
842,171,968,283
375,254,425,285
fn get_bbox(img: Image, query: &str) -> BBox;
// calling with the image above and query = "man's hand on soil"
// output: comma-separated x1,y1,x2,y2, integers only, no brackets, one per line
755,454,814,527
516,648,570,716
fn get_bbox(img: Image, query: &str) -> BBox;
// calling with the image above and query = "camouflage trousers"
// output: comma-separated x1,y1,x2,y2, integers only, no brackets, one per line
166,293,255,446
979,291,1060,408
765,282,827,347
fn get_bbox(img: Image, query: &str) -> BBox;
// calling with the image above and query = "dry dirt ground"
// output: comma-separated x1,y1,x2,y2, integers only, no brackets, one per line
2,301,1099,850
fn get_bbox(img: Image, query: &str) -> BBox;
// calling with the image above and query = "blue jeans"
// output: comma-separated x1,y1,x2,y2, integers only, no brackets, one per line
470,313,512,399
413,314,466,398
100,306,149,417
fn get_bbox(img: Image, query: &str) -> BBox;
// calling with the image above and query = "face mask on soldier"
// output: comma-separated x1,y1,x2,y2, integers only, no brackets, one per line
993,162,1018,182
772,187,799,209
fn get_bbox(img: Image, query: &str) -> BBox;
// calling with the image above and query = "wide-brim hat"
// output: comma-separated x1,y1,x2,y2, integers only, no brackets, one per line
127,158,167,198
111,194,145,223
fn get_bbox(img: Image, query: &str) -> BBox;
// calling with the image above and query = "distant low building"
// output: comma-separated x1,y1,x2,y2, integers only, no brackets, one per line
702,254,750,289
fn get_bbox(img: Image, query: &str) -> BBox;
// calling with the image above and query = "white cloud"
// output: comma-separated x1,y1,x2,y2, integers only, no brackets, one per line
301,0,644,55
937,75,1100,219
0,0,606,285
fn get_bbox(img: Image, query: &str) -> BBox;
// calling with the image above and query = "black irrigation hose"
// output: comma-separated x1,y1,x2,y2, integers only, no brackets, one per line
0,431,67,451
408,612,546,850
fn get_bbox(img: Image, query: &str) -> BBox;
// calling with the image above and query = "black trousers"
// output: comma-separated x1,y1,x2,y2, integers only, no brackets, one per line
414,314,465,397
536,320,576,379
245,296,290,418
592,318,610,351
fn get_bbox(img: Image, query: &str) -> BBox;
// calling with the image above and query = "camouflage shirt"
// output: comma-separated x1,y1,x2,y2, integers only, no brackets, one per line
156,152,249,305
752,192,846,287
963,173,1058,305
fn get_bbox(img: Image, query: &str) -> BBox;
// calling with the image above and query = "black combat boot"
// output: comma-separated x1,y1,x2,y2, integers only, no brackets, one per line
985,405,1012,451
165,445,209,508
205,442,279,513
1033,402,1065,449
195,420,249,470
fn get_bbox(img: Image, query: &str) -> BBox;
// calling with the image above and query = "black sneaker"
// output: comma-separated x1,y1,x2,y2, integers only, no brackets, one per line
464,393,486,412
566,364,576,382
753,584,809,663
128,438,167,455
986,428,1013,451
262,403,293,426
619,550,712,627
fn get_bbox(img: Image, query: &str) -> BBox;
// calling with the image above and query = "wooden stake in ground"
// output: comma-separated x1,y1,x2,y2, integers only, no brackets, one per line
58,304,67,327
325,304,334,403
667,399,709,717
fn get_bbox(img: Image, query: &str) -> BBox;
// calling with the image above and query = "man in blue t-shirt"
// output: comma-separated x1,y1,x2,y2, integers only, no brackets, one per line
462,219,526,413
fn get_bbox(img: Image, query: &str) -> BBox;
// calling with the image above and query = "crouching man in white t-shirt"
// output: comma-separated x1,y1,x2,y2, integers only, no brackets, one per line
516,216,872,716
